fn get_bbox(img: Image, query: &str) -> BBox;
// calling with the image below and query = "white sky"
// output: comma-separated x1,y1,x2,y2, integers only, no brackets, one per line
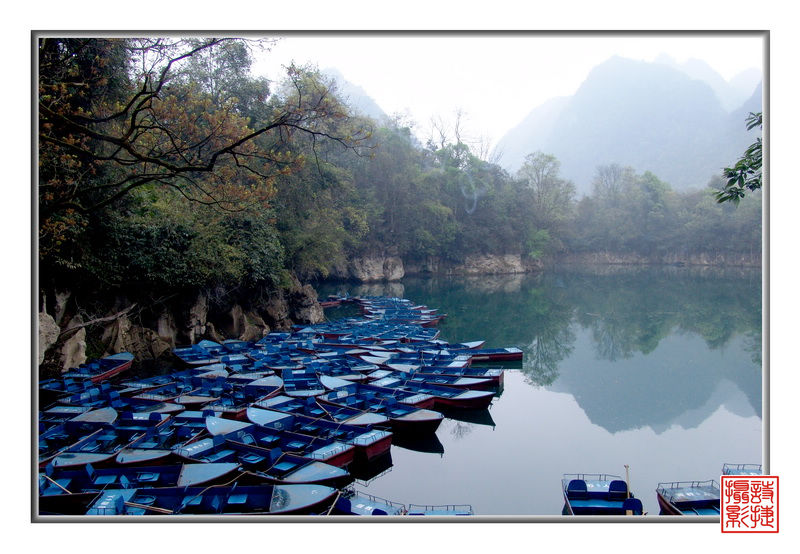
251,33,764,149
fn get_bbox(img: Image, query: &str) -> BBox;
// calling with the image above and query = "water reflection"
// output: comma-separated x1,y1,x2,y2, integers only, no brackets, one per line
392,432,445,456
314,266,762,514
439,407,497,429
323,266,762,434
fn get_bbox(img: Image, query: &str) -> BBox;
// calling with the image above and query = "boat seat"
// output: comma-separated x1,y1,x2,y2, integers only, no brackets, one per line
119,474,131,488
566,479,588,500
94,474,117,486
135,471,160,483
240,453,265,465
622,497,643,515
257,435,279,447
273,461,296,473
286,441,306,450
227,493,248,506
608,480,629,501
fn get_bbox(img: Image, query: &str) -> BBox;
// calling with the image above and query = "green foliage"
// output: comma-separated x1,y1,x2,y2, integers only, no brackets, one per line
716,112,763,204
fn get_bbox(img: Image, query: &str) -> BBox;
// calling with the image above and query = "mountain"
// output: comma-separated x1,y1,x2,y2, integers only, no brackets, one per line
322,67,390,123
654,55,761,112
491,96,569,171
494,56,762,195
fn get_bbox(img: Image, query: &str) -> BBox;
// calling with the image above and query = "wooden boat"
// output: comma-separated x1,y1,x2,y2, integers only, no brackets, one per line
39,405,94,429
196,417,356,469
368,375,495,410
39,461,241,497
61,352,135,383
413,366,505,387
333,488,407,515
114,420,206,465
246,406,392,462
466,347,523,362
48,413,170,469
255,395,390,428
656,480,720,515
40,378,96,407
320,375,437,410
38,408,121,466
116,375,177,396
722,463,762,475
172,344,220,367
318,380,443,433
367,369,494,391
562,474,644,515
82,483,338,515
281,368,326,398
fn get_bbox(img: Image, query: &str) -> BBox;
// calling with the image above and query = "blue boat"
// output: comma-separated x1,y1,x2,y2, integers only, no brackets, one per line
407,503,474,516
83,483,338,515
172,343,219,366
114,418,207,465
202,416,356,468
656,480,720,515
562,473,644,515
367,369,494,391
40,461,241,496
368,375,496,410
61,352,135,383
282,368,326,398
318,377,443,432
245,406,393,462
333,488,407,515
722,463,762,475
49,413,170,468
256,395,390,429
38,407,121,466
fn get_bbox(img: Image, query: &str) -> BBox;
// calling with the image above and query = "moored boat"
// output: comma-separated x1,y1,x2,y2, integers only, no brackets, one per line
656,480,720,515
562,473,644,515
61,352,135,383
722,463,762,475
82,483,337,515
245,406,392,462
333,488,407,515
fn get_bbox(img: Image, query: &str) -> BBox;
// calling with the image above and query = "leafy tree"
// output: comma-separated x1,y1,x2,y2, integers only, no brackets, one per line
715,112,763,204
39,38,372,281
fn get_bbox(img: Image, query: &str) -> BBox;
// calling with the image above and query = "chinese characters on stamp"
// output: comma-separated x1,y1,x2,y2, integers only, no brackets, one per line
721,476,778,532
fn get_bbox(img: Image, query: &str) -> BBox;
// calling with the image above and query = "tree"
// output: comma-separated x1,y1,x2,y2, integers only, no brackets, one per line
39,38,372,265
715,112,762,204
516,152,576,254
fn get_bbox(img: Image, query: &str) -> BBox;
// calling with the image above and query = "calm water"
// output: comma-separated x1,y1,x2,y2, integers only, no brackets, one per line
316,265,763,516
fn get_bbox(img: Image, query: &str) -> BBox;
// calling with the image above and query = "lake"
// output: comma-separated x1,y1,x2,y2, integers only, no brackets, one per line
316,265,763,516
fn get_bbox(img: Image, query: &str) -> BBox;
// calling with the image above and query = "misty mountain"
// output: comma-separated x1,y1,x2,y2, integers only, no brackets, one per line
495,56,762,196
654,54,761,112
322,67,390,123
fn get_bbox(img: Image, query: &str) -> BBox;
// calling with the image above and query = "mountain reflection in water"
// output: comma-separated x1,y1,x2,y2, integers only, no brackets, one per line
315,266,762,515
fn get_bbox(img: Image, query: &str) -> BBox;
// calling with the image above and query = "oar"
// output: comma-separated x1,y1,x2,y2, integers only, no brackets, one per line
624,464,632,515
42,474,72,494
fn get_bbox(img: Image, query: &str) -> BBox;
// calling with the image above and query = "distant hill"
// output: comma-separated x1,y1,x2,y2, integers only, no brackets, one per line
322,67,390,123
495,56,762,195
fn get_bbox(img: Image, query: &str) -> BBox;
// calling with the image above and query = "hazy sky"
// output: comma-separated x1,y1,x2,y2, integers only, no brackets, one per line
251,33,764,150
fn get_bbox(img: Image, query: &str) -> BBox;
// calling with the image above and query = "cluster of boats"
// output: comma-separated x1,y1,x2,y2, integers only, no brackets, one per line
562,463,762,516
37,296,517,517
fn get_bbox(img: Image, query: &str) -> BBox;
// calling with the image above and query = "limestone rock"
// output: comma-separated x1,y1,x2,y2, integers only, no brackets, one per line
348,255,405,282
290,284,324,324
185,293,208,344
60,316,87,372
38,311,60,365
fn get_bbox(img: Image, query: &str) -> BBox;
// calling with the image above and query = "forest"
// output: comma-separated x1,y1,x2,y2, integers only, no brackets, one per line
39,37,762,301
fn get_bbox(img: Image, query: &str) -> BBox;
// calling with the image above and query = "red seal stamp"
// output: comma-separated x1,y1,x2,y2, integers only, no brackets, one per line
721,475,778,532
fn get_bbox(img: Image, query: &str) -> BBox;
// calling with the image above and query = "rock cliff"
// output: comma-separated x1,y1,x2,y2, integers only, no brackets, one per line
38,278,324,375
